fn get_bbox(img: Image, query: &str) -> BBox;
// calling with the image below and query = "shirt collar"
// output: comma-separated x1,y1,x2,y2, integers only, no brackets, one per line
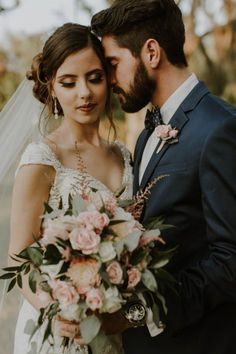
160,73,199,124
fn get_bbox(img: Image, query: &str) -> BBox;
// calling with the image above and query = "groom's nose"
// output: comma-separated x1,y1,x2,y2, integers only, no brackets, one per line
110,71,117,86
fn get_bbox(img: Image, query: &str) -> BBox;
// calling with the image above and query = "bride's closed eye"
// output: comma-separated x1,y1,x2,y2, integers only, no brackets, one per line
59,74,105,88
59,82,75,88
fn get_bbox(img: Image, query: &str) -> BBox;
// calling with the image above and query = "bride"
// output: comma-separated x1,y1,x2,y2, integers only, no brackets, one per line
3,23,133,354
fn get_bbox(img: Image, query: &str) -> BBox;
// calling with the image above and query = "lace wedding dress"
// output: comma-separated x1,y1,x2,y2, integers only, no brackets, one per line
13,141,133,354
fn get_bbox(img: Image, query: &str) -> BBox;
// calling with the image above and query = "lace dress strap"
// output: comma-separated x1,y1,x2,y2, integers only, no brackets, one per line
17,142,61,172
113,140,132,165
113,140,133,200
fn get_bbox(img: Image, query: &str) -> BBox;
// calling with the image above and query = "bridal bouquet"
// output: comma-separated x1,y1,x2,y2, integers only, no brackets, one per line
1,181,176,352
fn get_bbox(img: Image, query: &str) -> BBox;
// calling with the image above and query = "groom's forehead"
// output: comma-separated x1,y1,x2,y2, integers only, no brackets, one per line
102,36,131,59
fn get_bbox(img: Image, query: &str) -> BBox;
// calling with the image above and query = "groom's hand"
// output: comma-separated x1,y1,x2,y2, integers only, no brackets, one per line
100,309,132,335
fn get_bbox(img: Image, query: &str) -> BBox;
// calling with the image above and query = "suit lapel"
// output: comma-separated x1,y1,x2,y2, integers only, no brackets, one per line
135,81,209,191
139,109,189,190
133,129,150,194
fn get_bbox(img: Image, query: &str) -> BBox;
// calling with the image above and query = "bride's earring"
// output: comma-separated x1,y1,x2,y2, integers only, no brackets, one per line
53,97,59,120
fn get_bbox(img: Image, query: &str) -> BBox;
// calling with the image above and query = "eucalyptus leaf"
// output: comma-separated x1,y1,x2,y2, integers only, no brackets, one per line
150,258,171,269
42,319,52,343
109,219,126,226
17,274,22,288
142,269,158,292
0,273,16,279
7,277,16,292
2,266,20,272
24,264,31,275
29,270,38,293
27,247,43,267
80,315,101,344
130,248,148,265
44,244,61,264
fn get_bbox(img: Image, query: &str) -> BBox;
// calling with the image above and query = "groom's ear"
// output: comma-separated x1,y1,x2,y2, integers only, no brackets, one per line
141,39,162,69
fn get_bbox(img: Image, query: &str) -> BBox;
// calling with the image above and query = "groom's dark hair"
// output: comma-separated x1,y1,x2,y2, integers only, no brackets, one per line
91,0,187,68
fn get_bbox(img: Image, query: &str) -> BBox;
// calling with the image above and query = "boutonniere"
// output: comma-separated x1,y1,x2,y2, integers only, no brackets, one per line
155,124,179,153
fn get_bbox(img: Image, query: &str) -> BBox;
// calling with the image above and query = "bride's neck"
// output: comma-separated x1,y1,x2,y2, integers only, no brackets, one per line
56,119,102,147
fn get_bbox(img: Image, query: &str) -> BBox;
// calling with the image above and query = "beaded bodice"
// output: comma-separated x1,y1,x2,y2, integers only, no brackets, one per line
18,141,133,209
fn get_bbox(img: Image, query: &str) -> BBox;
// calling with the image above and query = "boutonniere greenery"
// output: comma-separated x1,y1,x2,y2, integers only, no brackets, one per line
155,124,179,153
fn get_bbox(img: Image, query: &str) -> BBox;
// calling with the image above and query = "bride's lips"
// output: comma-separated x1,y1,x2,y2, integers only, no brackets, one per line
77,103,97,113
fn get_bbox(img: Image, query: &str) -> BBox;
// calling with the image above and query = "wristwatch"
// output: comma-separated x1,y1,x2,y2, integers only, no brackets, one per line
124,301,147,327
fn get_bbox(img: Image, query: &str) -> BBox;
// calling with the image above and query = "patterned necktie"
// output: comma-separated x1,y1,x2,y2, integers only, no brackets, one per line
144,106,163,131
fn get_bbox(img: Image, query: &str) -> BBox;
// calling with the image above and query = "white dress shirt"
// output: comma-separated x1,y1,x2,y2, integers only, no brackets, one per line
139,73,199,184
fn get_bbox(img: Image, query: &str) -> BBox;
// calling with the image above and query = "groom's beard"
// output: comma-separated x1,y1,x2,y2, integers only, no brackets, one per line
113,60,156,113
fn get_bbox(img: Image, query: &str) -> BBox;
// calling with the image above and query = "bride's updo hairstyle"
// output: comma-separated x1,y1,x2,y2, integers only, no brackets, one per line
27,23,114,134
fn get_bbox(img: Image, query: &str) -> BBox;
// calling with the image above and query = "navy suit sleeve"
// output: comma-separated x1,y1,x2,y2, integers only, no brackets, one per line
165,116,236,333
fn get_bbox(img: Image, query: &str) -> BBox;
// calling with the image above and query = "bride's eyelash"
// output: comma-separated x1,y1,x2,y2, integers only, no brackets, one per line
60,82,75,88
89,74,104,83
59,74,104,88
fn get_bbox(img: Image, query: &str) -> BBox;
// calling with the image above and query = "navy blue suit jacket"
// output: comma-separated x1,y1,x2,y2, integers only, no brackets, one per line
123,82,236,354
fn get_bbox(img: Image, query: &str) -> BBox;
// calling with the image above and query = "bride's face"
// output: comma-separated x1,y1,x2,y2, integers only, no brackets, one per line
52,47,107,125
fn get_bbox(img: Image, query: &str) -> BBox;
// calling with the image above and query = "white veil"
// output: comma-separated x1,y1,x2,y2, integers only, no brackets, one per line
0,78,44,354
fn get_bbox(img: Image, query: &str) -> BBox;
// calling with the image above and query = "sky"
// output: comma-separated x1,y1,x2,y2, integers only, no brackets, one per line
0,0,107,43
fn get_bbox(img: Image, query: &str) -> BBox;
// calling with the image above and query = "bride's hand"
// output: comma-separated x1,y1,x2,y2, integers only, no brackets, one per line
54,316,86,346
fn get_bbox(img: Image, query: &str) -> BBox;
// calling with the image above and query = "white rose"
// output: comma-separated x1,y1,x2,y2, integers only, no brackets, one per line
101,286,124,313
114,207,133,221
99,241,116,262
60,303,86,322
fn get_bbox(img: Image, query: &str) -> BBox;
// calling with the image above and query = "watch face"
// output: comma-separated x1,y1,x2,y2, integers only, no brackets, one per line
129,303,146,322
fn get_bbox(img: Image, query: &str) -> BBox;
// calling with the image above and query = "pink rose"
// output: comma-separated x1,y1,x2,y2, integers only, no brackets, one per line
41,226,69,246
67,257,101,294
127,267,141,288
86,288,104,311
106,261,123,284
169,128,178,138
88,190,117,216
111,209,142,240
49,279,79,309
139,230,165,247
69,227,101,254
155,124,178,141
78,211,109,232
41,215,80,245
36,289,53,308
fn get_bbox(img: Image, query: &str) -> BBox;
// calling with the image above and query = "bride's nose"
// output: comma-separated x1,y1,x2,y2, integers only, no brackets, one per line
77,81,92,99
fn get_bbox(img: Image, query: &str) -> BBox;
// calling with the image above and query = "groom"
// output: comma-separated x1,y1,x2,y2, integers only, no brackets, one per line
91,1,236,353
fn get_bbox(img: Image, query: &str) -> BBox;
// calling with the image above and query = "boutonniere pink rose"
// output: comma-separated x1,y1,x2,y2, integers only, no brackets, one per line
155,124,179,153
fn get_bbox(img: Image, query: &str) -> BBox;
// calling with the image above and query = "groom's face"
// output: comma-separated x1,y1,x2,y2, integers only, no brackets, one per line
102,36,156,113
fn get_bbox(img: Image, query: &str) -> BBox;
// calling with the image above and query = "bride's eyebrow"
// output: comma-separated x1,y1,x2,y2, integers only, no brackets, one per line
57,69,104,80
86,68,104,76
57,74,77,80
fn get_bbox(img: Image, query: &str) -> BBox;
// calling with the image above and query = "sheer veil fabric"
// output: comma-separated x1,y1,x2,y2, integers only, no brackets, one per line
0,79,45,354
